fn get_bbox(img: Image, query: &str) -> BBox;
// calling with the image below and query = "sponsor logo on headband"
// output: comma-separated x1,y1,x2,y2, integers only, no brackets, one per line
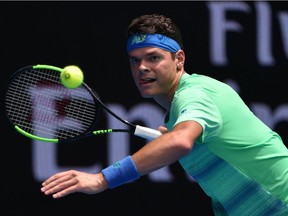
130,34,147,45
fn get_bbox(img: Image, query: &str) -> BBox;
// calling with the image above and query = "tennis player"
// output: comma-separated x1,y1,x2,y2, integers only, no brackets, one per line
41,14,288,215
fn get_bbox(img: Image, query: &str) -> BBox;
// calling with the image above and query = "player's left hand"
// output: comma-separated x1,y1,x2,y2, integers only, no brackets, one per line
41,170,108,198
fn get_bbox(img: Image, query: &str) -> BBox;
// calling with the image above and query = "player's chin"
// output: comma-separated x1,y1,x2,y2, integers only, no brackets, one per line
139,90,154,98
138,86,156,98
141,94,153,98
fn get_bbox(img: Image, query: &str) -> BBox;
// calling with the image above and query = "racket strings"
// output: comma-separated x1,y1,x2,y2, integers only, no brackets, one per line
5,68,98,140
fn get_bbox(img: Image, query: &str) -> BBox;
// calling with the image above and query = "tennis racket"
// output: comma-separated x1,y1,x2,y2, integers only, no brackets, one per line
3,64,162,143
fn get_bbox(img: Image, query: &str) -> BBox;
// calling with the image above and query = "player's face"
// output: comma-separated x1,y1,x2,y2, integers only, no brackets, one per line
128,47,181,99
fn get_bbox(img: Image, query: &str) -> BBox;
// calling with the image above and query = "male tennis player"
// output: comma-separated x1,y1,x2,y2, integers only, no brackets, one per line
41,14,288,215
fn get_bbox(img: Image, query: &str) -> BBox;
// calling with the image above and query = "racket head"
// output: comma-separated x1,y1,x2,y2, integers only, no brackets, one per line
3,64,100,143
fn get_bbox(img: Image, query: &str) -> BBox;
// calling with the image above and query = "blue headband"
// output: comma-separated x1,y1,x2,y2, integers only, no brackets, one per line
127,33,181,53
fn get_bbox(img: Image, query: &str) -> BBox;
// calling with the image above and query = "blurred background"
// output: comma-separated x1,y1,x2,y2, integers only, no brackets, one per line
1,1,287,215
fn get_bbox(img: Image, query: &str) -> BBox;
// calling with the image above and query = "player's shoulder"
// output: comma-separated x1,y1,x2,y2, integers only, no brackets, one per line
180,72,216,89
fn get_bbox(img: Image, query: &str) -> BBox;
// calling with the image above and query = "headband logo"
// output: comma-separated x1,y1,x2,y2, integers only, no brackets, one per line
130,34,147,45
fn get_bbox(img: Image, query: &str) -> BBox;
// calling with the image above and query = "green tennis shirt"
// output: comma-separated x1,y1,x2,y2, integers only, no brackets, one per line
165,73,288,213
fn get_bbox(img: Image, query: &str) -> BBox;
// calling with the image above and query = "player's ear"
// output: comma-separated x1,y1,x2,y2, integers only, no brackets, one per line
176,50,185,71
175,50,185,66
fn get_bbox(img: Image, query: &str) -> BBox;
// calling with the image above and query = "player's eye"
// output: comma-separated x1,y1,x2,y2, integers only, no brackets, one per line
129,57,139,65
148,55,161,62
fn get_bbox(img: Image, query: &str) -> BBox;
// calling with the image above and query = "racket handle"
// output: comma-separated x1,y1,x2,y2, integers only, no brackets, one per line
134,125,162,140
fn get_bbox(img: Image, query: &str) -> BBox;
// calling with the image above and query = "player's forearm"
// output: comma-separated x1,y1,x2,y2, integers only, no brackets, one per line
132,131,191,175
101,131,192,189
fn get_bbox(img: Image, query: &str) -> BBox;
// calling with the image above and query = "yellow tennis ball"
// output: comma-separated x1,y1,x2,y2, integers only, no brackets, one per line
61,65,84,88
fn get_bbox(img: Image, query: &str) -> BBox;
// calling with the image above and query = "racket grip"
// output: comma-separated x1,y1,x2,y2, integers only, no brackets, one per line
134,125,162,140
